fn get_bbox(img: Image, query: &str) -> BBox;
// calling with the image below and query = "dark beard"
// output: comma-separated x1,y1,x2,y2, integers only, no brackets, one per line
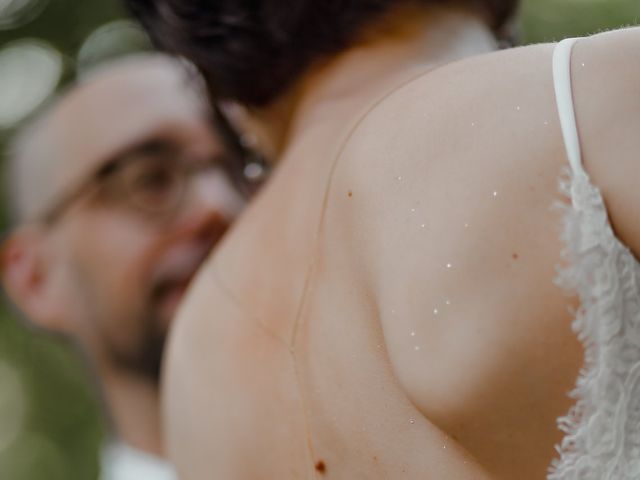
69,261,168,381
106,313,167,382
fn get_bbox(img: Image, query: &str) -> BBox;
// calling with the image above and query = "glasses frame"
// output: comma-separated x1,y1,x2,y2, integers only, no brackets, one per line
37,109,270,227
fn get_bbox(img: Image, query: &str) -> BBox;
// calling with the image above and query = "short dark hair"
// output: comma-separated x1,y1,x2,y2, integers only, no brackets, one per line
128,0,519,107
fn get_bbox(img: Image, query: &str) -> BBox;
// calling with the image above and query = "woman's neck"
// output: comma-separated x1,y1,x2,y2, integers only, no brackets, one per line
252,5,497,159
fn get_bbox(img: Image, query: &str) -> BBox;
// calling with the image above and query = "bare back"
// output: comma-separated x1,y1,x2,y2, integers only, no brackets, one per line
163,27,640,479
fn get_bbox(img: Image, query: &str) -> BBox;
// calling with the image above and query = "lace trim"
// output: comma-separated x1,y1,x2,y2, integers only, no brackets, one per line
549,169,640,479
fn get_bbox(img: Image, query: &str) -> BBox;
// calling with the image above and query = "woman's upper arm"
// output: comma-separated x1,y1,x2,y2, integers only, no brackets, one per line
572,27,640,257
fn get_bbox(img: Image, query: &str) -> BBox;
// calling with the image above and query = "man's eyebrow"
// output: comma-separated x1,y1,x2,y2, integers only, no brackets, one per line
96,137,177,175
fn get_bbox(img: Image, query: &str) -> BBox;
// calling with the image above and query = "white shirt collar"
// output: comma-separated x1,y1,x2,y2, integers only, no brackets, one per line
100,442,177,480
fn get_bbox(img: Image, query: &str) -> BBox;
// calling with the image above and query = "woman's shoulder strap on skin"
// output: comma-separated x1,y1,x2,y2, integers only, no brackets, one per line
552,37,586,177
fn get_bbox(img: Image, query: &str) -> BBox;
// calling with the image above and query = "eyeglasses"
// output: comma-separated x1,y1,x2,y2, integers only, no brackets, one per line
39,138,268,226
35,101,272,226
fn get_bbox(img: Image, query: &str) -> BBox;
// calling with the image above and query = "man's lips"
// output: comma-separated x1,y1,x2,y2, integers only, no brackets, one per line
149,240,214,320
146,212,231,322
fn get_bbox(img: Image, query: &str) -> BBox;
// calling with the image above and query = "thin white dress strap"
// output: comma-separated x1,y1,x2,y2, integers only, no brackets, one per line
552,37,585,177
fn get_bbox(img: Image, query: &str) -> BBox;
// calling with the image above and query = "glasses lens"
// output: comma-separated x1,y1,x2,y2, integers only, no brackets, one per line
119,156,185,216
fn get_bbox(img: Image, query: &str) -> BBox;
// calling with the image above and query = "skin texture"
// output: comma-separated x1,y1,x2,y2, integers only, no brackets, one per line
2,57,244,456
162,6,640,479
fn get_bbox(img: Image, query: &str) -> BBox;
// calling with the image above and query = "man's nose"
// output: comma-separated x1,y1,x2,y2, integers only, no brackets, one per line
179,167,245,226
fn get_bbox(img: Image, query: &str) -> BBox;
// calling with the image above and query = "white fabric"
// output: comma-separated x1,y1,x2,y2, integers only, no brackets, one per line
552,38,583,179
100,442,177,480
549,38,640,479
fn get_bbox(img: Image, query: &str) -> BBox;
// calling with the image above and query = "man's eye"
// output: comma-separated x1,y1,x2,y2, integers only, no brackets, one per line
134,167,176,193
121,161,183,212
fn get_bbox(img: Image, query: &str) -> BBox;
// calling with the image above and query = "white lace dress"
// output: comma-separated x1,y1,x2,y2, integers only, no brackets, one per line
548,37,640,479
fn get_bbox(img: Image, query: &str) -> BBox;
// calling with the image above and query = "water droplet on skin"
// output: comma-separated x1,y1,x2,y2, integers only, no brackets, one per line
445,299,451,306
421,224,426,228
464,223,469,228
581,62,585,67
443,445,447,449
471,122,476,127
409,419,415,424
543,121,549,126
410,331,416,337
433,308,439,315
410,208,416,213
377,344,382,349
516,106,521,111
396,176,403,181
414,346,421,351
446,263,452,269
391,309,396,315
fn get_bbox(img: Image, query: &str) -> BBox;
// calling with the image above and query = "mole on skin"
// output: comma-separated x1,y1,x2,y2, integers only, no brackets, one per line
315,460,327,474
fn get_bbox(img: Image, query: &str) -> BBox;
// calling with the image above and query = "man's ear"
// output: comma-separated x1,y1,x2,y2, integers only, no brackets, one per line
1,227,68,331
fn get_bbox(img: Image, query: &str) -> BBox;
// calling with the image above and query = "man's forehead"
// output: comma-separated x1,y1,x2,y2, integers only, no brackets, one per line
47,56,212,191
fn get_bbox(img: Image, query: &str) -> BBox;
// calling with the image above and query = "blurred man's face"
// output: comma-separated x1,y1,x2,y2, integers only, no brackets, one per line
4,59,245,379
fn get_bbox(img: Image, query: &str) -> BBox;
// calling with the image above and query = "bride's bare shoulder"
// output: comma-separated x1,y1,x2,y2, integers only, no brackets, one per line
346,25,640,153
332,25,640,258
335,41,558,183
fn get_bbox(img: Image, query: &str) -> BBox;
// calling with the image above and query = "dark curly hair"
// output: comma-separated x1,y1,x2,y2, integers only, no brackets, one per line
128,0,519,107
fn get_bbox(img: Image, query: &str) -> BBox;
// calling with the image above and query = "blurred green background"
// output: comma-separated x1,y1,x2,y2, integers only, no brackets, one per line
0,0,638,478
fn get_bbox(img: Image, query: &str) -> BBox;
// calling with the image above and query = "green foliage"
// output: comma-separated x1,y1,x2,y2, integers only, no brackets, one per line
0,312,104,480
522,0,640,42
0,2,143,478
